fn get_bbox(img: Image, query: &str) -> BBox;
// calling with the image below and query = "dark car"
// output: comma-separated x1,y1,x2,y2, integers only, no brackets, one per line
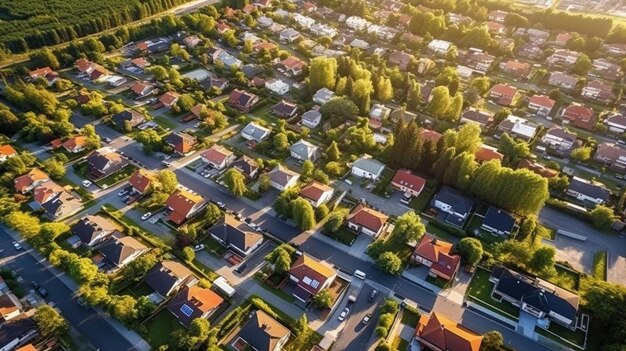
235,264,248,274
37,287,48,298
368,288,378,302
30,281,40,290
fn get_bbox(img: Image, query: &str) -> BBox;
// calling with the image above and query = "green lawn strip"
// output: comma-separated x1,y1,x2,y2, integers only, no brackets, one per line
409,187,435,212
466,268,520,319
536,322,586,348
144,310,180,348
425,274,450,289
327,226,358,246
253,275,296,303
101,204,172,249
95,164,137,187
592,251,608,281
201,236,228,256
401,307,421,326
154,115,178,129
549,265,581,292
424,222,459,243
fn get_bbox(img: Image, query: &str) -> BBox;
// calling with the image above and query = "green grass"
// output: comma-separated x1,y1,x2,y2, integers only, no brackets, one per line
202,236,228,256
466,268,520,319
401,307,420,326
253,275,296,303
550,265,581,292
95,164,137,187
425,274,450,288
592,251,608,281
391,335,410,351
408,186,435,212
121,282,154,298
425,222,459,243
144,310,180,348
190,258,219,281
325,226,358,246
536,322,586,348
101,204,173,248
154,116,178,130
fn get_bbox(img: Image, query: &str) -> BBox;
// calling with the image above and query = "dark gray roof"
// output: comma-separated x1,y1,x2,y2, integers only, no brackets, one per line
231,156,259,177
99,232,146,266
238,310,290,351
207,216,263,254
482,207,515,233
71,215,116,244
144,261,194,297
568,178,611,202
431,186,474,215
112,109,145,128
41,191,81,219
0,314,36,348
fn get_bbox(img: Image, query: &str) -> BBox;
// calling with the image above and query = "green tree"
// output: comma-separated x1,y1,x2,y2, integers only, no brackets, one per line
42,158,66,180
406,79,422,110
189,318,211,341
392,211,425,243
31,48,60,69
457,238,483,266
571,146,592,162
182,246,196,261
433,147,456,180
572,54,593,75
265,245,293,275
590,205,615,230
312,289,333,309
426,86,451,118
324,210,347,233
376,251,402,274
176,94,196,112
309,57,338,91
324,141,341,161
38,222,69,243
480,330,506,351
273,133,290,152
156,170,178,194
223,168,248,197
291,197,316,230
301,160,314,177
352,79,374,115
529,246,556,276
108,295,137,323
34,306,67,337
136,129,163,153
5,211,41,238
320,96,359,122
375,76,393,102
204,204,222,225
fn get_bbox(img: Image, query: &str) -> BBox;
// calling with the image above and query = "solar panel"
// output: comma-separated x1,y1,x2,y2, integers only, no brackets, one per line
180,304,193,317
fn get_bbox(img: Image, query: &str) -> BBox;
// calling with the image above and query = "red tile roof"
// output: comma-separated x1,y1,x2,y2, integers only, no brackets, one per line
475,144,503,162
29,66,53,79
62,136,87,151
529,95,555,109
128,169,152,193
299,181,333,202
490,84,518,98
289,254,335,295
159,91,180,106
413,234,461,279
166,190,204,225
416,313,483,351
33,181,64,204
420,129,442,143
0,144,17,157
391,170,426,194
201,145,233,165
347,204,388,233
14,168,49,192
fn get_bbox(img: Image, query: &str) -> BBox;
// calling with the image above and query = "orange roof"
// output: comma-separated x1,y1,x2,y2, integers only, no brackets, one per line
159,91,180,106
289,254,336,294
391,170,426,193
131,81,152,95
475,144,503,162
128,169,152,193
130,57,150,68
29,66,53,78
414,234,453,262
347,204,388,233
201,145,233,165
490,84,518,98
16,344,38,351
300,181,333,202
281,56,306,70
242,4,255,12
166,190,203,225
0,144,17,157
62,136,87,151
186,285,224,312
14,168,49,192
75,58,92,72
417,313,483,351
33,181,64,204
190,103,205,118
529,95,555,109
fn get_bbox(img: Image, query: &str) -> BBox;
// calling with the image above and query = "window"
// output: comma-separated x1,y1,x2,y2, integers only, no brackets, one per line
302,276,312,285
180,304,193,317
310,280,319,289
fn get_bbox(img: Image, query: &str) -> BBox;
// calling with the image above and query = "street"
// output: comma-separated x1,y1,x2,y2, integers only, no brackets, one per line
333,283,381,351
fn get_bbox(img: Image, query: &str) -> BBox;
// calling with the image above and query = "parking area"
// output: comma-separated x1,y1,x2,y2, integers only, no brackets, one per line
331,282,382,351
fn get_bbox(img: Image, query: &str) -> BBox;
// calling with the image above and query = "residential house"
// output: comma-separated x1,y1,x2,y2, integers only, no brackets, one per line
32,181,64,208
299,182,334,208
183,35,201,48
370,104,391,121
499,59,531,78
125,57,151,71
490,266,580,329
279,28,302,42
605,113,626,134
347,204,389,237
486,21,505,34
290,140,320,162
71,215,117,247
28,66,58,85
461,108,493,127
391,170,426,197
159,92,181,109
241,122,271,142
582,80,615,104
40,189,82,220
128,169,152,195
74,58,110,83
301,109,322,129
489,84,519,106
548,72,578,90
517,159,559,178
231,156,260,179
420,129,443,143
0,313,38,351
289,254,337,302
387,51,413,71
566,177,610,204
481,207,515,236
228,89,260,112
351,156,385,180
497,115,539,141
412,234,461,281
254,0,272,7
167,285,224,328
591,58,623,82
111,109,145,129
98,233,148,269
313,88,335,105
281,56,307,76
448,13,472,25
594,142,626,172
545,50,581,67
0,145,17,163
428,39,452,54
346,16,370,31
459,50,495,72
541,127,578,155
210,48,242,69
257,16,274,27
271,100,298,119
517,43,543,60
415,312,483,351
130,81,156,98
0,294,23,321
144,261,197,297
166,189,205,225
293,14,315,28
234,310,290,351
604,43,626,55
85,148,127,180
488,9,508,22
207,215,264,257
528,95,555,117
14,168,49,193
268,165,300,191
514,28,549,44
475,144,503,163
201,145,236,170
216,21,231,34
560,104,596,131
554,32,572,46
430,186,474,227
310,23,337,38
265,78,290,95
165,132,197,156
61,136,87,153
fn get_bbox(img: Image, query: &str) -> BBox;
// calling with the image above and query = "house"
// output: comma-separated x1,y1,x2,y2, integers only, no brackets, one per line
241,122,271,143
541,127,578,155
475,144,503,163
111,109,145,129
0,294,22,321
299,182,334,208
98,233,148,269
0,313,38,351
605,43,626,55
499,59,531,78
265,78,290,95
514,28,549,44
254,0,272,6
528,95,555,117
420,129,442,143
560,104,596,131
207,215,264,257
591,58,623,82
28,66,58,85
351,156,385,180
415,312,483,351
128,169,152,195
14,168,49,193
231,156,260,179
290,140,320,161
289,254,337,302
0,145,17,163
144,260,197,297
301,109,322,129
517,159,559,178
481,207,515,236
201,145,235,170
74,58,110,83
279,28,302,42
517,43,543,60
310,23,337,38
215,21,231,34
391,170,426,198
126,57,151,70
165,132,197,156
461,108,493,127
257,16,274,27
313,88,335,105
497,115,539,141
234,310,290,351
548,72,577,90
166,189,206,225
32,181,64,207
271,100,298,119
582,80,615,104
488,9,508,22
211,48,242,69
167,285,223,328
130,81,156,98
566,177,610,204
159,91,181,109
459,50,495,72
347,204,389,237
86,148,127,180
489,84,519,106
280,56,307,76
605,113,626,134
412,234,461,281
370,104,391,121
486,21,504,33
428,39,452,54
183,35,201,48
268,165,300,191
228,89,260,112
71,215,117,247
594,142,626,172
387,51,413,71
62,136,88,153
430,186,474,227
345,16,369,31
490,266,580,329
293,14,315,28
545,50,580,67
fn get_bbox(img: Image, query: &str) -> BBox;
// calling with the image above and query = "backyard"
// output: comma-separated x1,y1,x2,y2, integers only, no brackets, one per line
144,310,181,348
323,225,358,246
466,268,520,319
96,164,137,187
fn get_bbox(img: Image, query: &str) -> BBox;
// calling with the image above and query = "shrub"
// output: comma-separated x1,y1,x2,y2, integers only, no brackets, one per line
375,326,388,338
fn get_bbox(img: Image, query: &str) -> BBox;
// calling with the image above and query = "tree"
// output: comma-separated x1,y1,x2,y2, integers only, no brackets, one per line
189,318,211,341
315,204,329,221
572,54,592,75
324,210,346,233
31,48,60,69
38,222,69,243
433,147,456,180
205,204,222,225
156,170,177,194
320,97,359,122
5,211,40,238
273,133,289,152
504,13,528,27
324,141,341,161
590,205,615,230
376,76,393,102
176,94,196,112
266,245,293,275
291,197,316,230
34,306,67,337
480,331,506,351
406,79,422,110
443,94,463,122
182,246,196,261
82,125,101,150
529,246,556,276
351,79,374,115
376,251,402,274
301,160,314,177
457,238,483,266
312,289,333,309
42,158,66,180
136,129,163,153
426,86,451,118
107,295,137,323
309,57,337,91
223,168,247,197
392,211,425,243
571,146,592,162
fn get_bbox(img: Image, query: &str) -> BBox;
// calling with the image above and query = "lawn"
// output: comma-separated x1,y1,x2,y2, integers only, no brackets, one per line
401,307,421,326
466,268,520,319
408,186,435,212
592,251,607,281
425,274,450,289
325,226,358,246
121,282,154,298
202,236,228,256
144,310,181,348
537,322,586,348
425,222,459,243
254,275,296,303
95,164,137,188
550,265,581,292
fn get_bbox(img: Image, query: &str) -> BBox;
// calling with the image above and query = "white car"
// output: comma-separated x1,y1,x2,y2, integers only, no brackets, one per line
338,308,350,321
193,244,205,252
194,122,201,128
82,180,92,187
117,190,128,197
141,212,152,220
12,241,22,250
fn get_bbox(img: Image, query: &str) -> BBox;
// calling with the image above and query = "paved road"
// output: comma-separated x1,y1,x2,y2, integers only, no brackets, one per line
334,283,381,351
0,228,139,351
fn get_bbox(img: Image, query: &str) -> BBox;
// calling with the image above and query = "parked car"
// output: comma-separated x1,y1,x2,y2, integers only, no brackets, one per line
76,297,88,308
141,212,152,220
338,308,350,321
215,201,226,210
118,189,128,197
162,161,172,167
82,180,92,187
362,313,372,324
194,122,201,128
400,194,411,204
235,264,248,274
30,281,40,290
12,241,22,250
37,287,48,298
193,244,205,252
368,289,378,302
103,137,112,143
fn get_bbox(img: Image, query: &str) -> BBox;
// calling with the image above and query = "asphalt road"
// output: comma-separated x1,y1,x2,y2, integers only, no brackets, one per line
334,283,381,351
0,227,137,351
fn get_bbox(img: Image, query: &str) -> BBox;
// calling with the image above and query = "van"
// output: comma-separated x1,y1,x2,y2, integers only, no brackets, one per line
354,270,366,280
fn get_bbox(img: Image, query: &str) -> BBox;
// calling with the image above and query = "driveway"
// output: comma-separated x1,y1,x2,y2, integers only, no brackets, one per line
333,181,410,217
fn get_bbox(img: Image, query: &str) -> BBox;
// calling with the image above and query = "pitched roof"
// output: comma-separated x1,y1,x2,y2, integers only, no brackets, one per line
201,145,233,165
490,84,518,98
0,144,17,157
62,136,87,151
417,313,483,351
353,156,385,175
568,177,610,202
112,109,145,127
432,186,474,216
271,100,298,117
268,165,300,187
86,148,123,172
413,234,460,278
128,169,152,193
289,254,335,295
40,190,82,219
281,56,306,70
391,170,426,193
475,144,503,162
14,168,49,192
238,310,291,351
347,204,388,232
166,189,204,225
145,260,195,297
231,156,260,177
289,140,319,160
99,233,147,266
529,95,556,109
165,132,197,154
461,109,493,125
207,215,263,253
71,215,116,245
167,285,224,327
0,294,20,318
159,91,181,106
33,181,64,205
299,181,333,202
420,129,442,142
482,207,515,233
